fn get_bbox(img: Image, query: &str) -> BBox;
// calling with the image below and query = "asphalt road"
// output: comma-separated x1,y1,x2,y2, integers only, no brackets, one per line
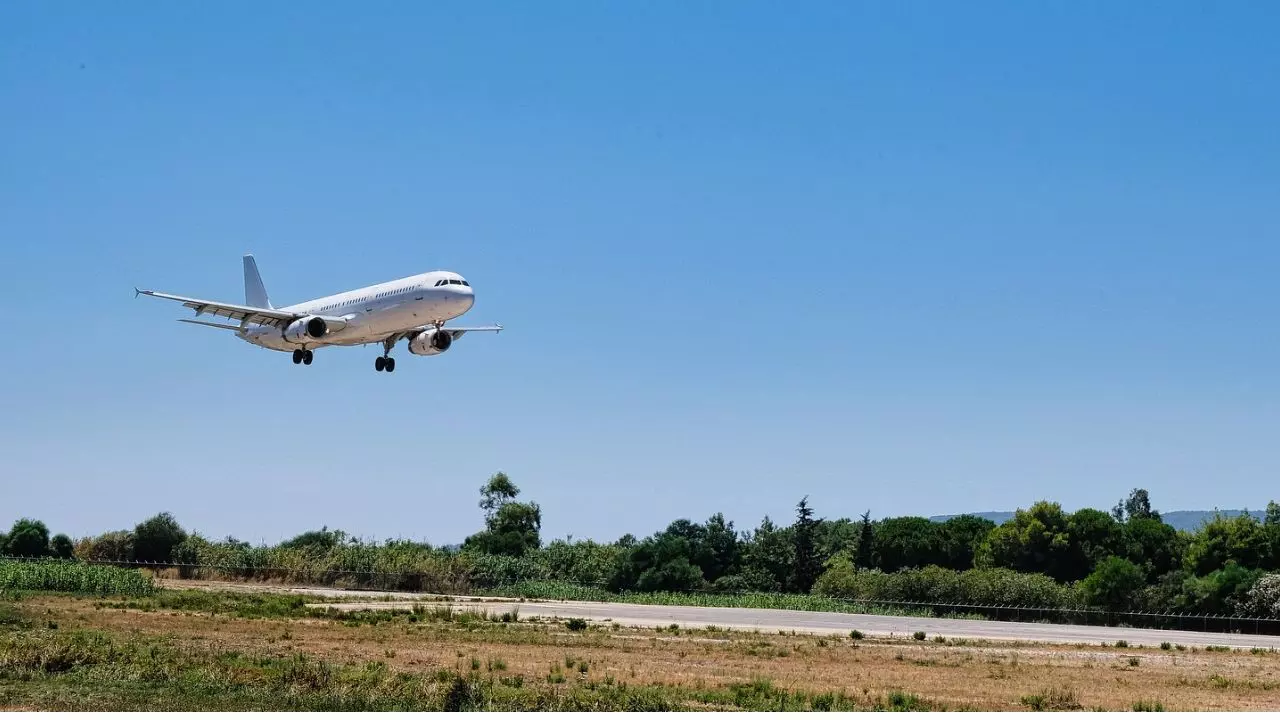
160,581,1280,650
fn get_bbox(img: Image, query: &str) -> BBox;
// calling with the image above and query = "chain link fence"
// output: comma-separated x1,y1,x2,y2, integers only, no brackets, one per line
4,554,1278,637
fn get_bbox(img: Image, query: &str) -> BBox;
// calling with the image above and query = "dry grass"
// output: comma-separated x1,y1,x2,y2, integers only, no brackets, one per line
12,593,1280,711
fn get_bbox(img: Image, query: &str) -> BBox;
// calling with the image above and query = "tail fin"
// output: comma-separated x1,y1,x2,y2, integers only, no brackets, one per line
243,254,273,309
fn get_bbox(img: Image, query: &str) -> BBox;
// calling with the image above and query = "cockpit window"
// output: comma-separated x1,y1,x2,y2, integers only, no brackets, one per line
460,280,470,287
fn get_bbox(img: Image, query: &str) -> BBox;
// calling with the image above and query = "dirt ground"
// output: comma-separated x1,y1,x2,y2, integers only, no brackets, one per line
17,594,1280,711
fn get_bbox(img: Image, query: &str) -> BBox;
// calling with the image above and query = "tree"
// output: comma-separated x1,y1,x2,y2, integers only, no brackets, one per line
1183,512,1273,575
479,472,519,522
1067,508,1125,579
464,501,542,556
1112,488,1159,523
133,512,188,563
281,527,347,555
855,511,875,569
872,516,943,571
1121,516,1183,579
610,527,706,592
738,517,794,592
4,518,51,558
1265,501,1280,528
49,533,75,559
1079,556,1146,611
791,497,821,593
938,515,996,570
700,513,740,583
977,501,1078,582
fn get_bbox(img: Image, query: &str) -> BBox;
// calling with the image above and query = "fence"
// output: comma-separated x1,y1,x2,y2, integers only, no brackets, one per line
4,555,1279,637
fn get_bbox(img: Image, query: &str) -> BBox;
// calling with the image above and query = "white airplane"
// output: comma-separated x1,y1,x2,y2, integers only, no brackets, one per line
137,254,501,372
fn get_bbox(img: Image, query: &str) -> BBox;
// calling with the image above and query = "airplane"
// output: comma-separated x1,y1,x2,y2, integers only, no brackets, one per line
137,254,501,372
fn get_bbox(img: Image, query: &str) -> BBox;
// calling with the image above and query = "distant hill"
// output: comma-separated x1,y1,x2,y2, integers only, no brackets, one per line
929,509,1266,532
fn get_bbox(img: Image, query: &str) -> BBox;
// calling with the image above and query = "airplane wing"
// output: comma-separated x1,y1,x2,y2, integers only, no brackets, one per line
136,289,303,329
444,325,503,339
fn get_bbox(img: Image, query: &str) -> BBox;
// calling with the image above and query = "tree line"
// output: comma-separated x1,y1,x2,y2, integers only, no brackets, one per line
7,477,1280,619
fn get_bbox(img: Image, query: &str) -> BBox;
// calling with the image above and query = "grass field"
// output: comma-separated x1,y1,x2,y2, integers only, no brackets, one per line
2,588,1279,711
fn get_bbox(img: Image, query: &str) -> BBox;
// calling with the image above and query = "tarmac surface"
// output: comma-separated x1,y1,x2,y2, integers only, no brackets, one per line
162,579,1280,650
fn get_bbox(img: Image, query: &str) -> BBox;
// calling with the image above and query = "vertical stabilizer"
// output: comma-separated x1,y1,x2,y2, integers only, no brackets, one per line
243,254,273,309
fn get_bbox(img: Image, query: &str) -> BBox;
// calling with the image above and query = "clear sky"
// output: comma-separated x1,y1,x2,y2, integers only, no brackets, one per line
2,2,1278,547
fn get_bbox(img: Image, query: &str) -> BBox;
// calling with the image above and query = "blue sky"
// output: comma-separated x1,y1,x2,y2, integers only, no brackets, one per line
2,2,1278,546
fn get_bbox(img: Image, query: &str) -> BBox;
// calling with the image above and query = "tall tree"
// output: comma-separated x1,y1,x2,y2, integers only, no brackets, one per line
791,497,821,593
4,518,50,558
464,475,542,556
939,515,997,570
873,516,943,571
977,501,1078,582
1113,488,1159,522
479,472,520,522
1265,501,1280,528
855,511,874,569
133,512,188,563
701,513,740,583
739,517,793,592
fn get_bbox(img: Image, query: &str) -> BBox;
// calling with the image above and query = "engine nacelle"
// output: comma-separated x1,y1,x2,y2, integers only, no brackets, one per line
282,316,329,345
408,329,453,356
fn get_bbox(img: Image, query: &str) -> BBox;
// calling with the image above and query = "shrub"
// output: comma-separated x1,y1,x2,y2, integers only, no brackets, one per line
849,629,864,640
1080,556,1146,610
912,631,926,641
565,618,588,631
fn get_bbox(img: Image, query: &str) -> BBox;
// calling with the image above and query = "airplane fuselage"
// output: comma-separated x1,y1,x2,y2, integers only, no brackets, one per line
241,270,476,351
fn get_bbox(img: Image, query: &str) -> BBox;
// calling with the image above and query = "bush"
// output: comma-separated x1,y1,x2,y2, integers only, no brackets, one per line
1080,556,1146,610
565,618,588,631
1243,573,1280,618
814,557,1080,608
75,531,134,562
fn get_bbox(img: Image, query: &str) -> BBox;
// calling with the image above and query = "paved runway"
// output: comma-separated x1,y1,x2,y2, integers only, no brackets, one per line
163,581,1280,650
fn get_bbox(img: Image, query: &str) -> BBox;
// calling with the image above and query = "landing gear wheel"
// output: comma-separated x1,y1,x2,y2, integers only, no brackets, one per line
375,356,386,372
303,350,314,365
292,349,303,364
384,357,395,373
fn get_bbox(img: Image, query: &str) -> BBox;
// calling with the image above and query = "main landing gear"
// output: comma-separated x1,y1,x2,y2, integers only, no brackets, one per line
292,349,313,365
375,335,396,372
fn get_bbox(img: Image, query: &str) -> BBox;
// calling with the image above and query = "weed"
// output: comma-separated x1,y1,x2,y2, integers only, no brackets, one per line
912,631,926,641
1128,657,1141,667
565,618,588,632
1132,699,1165,711
849,629,864,640
933,635,946,643
1020,687,1082,711
1115,640,1129,648
1160,642,1172,651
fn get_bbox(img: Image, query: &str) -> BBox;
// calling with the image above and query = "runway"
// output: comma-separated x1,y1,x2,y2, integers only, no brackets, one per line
163,579,1280,650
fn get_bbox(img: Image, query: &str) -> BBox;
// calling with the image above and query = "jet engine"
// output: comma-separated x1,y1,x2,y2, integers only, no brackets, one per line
408,328,453,356
282,316,329,344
